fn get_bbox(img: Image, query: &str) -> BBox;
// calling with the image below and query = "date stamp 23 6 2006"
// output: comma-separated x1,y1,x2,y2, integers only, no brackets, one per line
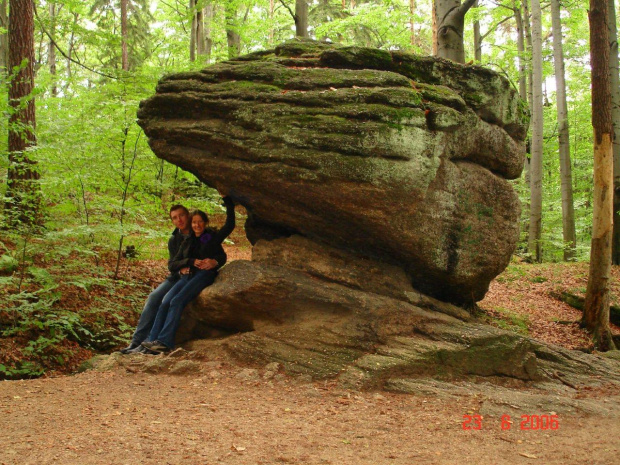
462,414,560,431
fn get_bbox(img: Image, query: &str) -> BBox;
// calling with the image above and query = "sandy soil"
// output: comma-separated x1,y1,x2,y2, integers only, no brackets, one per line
1,362,619,465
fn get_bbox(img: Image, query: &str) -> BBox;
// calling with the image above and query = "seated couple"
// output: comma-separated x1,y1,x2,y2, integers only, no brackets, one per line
120,195,235,355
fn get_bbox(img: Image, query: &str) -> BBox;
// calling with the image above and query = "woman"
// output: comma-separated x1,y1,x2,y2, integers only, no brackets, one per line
141,196,235,354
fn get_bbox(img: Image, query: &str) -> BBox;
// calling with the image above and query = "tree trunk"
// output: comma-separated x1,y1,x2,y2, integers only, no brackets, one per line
120,0,129,70
189,0,196,62
196,6,205,56
5,0,40,225
523,0,533,107
225,4,241,59
295,0,309,38
434,0,477,63
609,0,620,265
204,1,213,63
66,12,78,85
550,0,576,261
527,0,543,262
522,0,534,241
584,0,616,351
0,0,8,72
269,0,275,44
473,0,481,61
48,2,57,97
409,0,416,49
514,0,527,102
432,1,438,55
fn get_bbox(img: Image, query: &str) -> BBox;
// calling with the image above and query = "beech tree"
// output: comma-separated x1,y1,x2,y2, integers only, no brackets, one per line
225,2,241,59
550,0,576,261
279,0,309,38
121,0,129,70
434,0,477,62
609,0,620,265
513,0,527,102
5,0,40,225
584,0,616,351
295,0,309,38
527,0,543,262
48,2,59,96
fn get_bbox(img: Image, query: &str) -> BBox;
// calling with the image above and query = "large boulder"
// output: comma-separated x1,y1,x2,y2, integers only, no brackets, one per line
137,39,528,304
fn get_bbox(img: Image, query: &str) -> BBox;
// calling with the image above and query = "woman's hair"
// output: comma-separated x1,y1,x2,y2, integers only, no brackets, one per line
190,209,209,226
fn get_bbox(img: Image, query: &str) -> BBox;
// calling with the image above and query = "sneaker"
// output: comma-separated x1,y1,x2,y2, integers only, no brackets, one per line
126,345,147,354
119,342,141,354
142,347,163,355
141,341,170,353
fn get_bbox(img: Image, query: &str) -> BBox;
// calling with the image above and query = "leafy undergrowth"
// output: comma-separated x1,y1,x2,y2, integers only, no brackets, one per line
0,210,252,381
479,259,620,350
0,237,158,379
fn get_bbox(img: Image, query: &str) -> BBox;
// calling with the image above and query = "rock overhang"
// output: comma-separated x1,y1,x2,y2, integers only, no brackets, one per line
137,39,529,304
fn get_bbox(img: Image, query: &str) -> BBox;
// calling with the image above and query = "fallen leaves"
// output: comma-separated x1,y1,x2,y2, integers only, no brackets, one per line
479,262,620,350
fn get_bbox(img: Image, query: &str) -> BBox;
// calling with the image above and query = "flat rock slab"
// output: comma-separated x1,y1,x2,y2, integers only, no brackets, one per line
170,260,620,391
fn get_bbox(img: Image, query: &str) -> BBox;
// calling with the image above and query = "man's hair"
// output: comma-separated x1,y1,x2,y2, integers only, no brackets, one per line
169,204,189,217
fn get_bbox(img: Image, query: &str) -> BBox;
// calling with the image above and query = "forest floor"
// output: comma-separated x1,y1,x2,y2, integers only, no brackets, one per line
2,227,620,464
1,356,619,465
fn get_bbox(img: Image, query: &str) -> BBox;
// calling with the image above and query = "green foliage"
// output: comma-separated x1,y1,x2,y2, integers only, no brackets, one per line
0,228,156,379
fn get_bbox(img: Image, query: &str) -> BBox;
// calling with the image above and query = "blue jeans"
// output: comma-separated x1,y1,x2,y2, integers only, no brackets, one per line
131,278,176,345
146,269,217,349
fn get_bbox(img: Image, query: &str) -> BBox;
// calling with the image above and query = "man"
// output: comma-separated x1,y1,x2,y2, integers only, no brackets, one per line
119,204,217,354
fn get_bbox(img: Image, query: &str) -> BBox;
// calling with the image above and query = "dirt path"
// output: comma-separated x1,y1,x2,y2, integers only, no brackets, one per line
1,361,619,465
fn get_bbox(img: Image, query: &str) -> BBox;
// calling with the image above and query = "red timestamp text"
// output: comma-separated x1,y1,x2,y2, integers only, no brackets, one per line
462,414,560,431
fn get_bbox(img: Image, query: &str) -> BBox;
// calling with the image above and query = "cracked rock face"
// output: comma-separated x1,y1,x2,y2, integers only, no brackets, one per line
138,40,528,303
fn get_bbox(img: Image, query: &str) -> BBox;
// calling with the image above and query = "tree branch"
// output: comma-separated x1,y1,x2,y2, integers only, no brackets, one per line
278,0,296,21
459,0,478,16
480,14,514,42
33,2,117,80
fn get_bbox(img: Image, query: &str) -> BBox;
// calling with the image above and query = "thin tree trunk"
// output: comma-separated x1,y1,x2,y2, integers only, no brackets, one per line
269,0,275,44
204,1,213,63
295,0,308,38
0,0,8,72
523,0,534,108
434,0,477,63
409,0,416,49
522,0,534,241
120,0,129,70
550,0,576,261
584,0,616,351
65,12,78,88
6,0,40,225
196,6,205,56
514,0,527,101
225,4,241,59
189,0,196,62
473,0,481,61
609,0,620,265
432,0,438,55
48,2,57,97
527,0,544,262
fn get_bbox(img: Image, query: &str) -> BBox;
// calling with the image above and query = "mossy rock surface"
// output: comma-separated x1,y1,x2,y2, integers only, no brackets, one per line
138,39,528,304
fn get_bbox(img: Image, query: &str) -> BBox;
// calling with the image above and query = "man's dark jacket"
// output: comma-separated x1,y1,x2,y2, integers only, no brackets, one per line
167,197,235,276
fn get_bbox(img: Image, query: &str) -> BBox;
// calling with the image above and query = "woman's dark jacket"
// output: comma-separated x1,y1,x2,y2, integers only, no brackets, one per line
167,197,235,276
